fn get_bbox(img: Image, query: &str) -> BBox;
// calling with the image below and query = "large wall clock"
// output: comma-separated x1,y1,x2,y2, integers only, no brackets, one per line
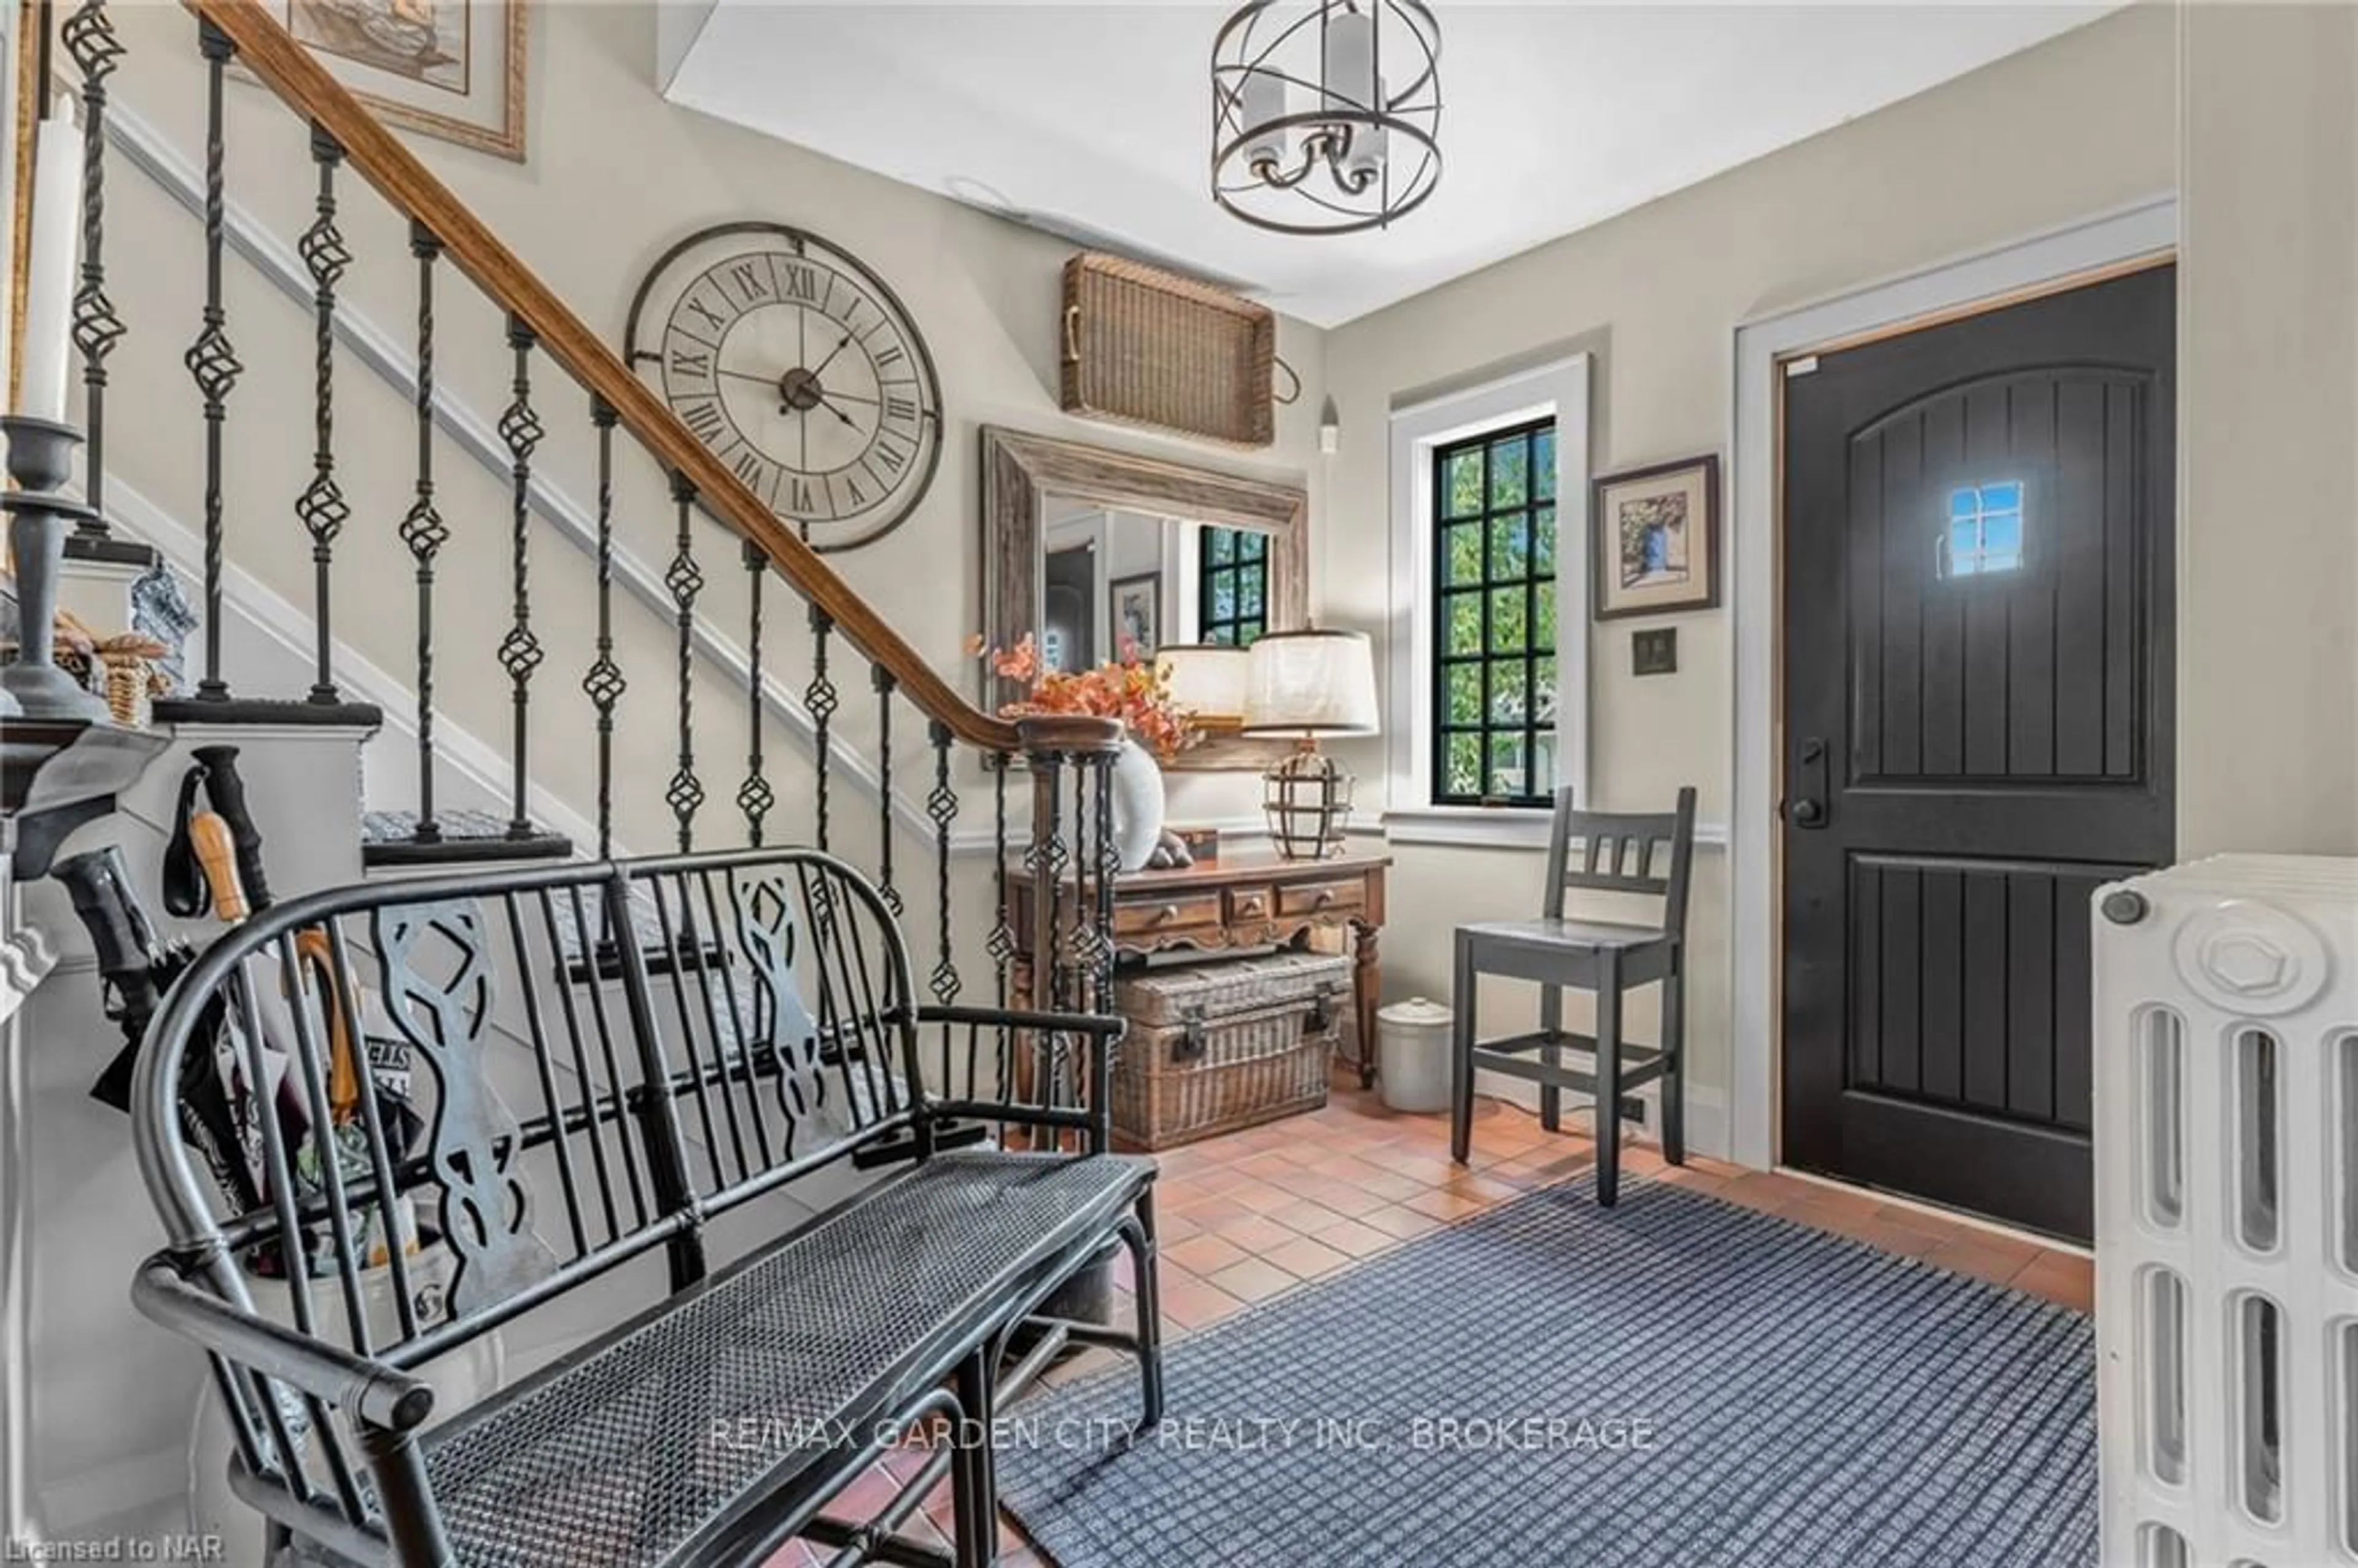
624,222,944,553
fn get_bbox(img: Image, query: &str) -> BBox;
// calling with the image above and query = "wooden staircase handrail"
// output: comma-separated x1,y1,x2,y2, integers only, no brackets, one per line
182,0,1043,755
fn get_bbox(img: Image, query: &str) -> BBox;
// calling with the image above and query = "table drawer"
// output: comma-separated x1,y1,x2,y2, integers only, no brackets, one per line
1114,892,1225,939
1275,879,1366,918
1226,885,1276,923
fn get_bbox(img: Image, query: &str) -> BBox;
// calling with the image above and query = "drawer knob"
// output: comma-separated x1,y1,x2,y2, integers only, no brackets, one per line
1314,888,1337,908
1154,903,1182,925
1241,897,1266,915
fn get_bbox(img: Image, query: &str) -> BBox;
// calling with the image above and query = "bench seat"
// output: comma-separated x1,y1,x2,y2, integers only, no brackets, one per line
421,1151,1154,1568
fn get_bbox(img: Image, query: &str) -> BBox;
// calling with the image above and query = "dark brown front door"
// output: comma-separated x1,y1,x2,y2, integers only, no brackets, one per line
1780,263,2176,1243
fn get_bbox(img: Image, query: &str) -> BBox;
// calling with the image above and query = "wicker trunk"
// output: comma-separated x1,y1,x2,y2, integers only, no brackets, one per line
1111,951,1350,1151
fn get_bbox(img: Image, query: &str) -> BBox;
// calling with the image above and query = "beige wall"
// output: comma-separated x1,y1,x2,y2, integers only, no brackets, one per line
2177,1,2358,858
96,0,1322,853
1320,6,2182,1144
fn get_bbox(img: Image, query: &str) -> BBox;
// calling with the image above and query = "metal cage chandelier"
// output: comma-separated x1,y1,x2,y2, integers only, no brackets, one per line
1210,1,1442,236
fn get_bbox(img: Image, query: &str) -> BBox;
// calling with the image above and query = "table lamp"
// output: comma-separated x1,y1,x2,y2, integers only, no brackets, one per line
1240,628,1380,859
1154,643,1253,733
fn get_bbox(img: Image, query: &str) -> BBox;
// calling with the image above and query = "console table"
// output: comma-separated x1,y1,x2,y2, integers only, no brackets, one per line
1009,848,1391,1085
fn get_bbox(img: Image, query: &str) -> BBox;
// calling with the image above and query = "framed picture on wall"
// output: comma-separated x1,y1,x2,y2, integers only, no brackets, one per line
1592,453,1722,621
1109,572,1163,660
278,0,530,161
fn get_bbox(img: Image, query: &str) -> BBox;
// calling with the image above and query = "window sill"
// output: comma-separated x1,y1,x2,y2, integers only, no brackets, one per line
1379,805,1735,853
1380,807,1556,850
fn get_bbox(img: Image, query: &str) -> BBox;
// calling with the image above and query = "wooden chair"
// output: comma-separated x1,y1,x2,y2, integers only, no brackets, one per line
1450,786,1698,1205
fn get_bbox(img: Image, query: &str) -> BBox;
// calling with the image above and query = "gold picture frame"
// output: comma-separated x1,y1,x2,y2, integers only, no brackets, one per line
278,0,529,163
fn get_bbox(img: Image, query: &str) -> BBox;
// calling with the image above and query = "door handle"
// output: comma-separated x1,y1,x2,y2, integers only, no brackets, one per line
1788,737,1829,829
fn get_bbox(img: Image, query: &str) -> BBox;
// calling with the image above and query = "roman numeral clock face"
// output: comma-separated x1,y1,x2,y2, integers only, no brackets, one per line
626,225,943,553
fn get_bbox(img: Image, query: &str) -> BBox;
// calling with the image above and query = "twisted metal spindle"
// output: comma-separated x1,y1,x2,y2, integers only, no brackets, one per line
874,666,901,915
664,474,706,852
399,222,449,844
987,758,1014,1009
63,0,123,533
926,721,962,1038
296,124,351,704
185,18,243,699
582,401,625,860
737,540,773,846
497,316,546,839
807,606,837,853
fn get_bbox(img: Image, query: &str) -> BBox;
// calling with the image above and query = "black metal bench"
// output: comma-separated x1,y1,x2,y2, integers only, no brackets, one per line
125,848,1159,1567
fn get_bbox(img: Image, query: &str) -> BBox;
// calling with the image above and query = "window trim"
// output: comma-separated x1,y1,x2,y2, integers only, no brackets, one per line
1385,354,1591,820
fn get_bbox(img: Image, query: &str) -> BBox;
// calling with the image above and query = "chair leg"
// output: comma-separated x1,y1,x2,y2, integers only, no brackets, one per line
1450,935,1476,1165
1538,983,1562,1133
1660,970,1687,1167
1122,1190,1165,1429
951,1349,998,1568
1595,955,1623,1208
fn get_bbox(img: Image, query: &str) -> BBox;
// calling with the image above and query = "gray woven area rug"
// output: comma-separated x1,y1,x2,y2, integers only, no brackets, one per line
1000,1178,2095,1567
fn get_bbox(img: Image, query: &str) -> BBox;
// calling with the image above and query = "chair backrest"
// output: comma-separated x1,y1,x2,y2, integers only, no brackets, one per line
131,847,928,1381
1541,786,1698,937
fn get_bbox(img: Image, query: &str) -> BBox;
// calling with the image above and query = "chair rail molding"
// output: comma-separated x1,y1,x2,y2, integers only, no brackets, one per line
1726,195,2177,1173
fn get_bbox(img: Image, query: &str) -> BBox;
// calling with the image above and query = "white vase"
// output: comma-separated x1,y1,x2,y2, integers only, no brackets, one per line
1108,735,1165,872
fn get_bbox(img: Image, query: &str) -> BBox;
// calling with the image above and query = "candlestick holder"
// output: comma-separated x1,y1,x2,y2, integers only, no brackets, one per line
3,415,109,723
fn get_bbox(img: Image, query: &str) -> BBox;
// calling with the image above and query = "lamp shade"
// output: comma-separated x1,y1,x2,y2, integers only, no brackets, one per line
1240,628,1380,736
1154,643,1252,721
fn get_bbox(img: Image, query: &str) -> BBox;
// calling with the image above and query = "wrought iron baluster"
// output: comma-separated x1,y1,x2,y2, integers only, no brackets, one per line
63,0,122,534
296,125,351,705
497,316,545,838
988,757,1014,1011
400,222,448,844
874,666,900,915
736,541,772,847
807,606,836,853
664,475,705,852
185,18,242,699
582,402,625,860
926,722,960,1079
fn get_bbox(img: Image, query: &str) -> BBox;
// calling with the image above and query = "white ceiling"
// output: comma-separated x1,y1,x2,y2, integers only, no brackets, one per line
666,3,2121,328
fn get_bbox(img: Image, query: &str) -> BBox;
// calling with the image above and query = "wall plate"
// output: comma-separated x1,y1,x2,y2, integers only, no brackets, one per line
1632,627,1678,675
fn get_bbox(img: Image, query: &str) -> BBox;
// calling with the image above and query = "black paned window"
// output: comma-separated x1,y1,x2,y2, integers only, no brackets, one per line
1434,418,1558,805
1199,526,1268,646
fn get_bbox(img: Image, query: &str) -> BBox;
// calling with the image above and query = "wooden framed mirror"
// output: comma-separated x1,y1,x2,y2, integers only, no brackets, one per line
980,425,1308,770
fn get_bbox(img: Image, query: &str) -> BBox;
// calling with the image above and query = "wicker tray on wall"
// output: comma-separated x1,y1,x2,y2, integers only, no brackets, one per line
1060,253,1276,449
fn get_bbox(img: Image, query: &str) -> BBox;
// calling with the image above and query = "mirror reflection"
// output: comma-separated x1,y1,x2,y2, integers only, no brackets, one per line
1038,501,1274,672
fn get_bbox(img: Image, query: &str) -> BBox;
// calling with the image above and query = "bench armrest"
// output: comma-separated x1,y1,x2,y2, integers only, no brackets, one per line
132,1259,437,1432
919,1003,1127,1042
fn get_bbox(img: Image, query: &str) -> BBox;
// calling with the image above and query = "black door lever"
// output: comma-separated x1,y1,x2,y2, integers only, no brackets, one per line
1789,737,1829,828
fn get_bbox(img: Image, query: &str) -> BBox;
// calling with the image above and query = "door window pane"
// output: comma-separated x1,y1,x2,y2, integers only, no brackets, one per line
1942,483,2027,577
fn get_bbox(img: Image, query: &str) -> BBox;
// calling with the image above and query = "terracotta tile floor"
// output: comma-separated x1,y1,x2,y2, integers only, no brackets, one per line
765,1078,2093,1567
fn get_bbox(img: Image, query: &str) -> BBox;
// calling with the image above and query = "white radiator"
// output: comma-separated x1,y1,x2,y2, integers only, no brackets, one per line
2094,855,2358,1568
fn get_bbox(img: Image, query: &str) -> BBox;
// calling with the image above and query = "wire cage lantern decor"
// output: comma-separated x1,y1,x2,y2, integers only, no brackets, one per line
1210,1,1443,236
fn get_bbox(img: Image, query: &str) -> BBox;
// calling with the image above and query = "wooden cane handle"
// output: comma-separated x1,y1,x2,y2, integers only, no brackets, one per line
296,927,359,1121
190,812,249,923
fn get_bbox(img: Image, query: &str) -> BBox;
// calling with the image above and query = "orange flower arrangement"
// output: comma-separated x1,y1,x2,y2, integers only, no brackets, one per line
968,633,1199,763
